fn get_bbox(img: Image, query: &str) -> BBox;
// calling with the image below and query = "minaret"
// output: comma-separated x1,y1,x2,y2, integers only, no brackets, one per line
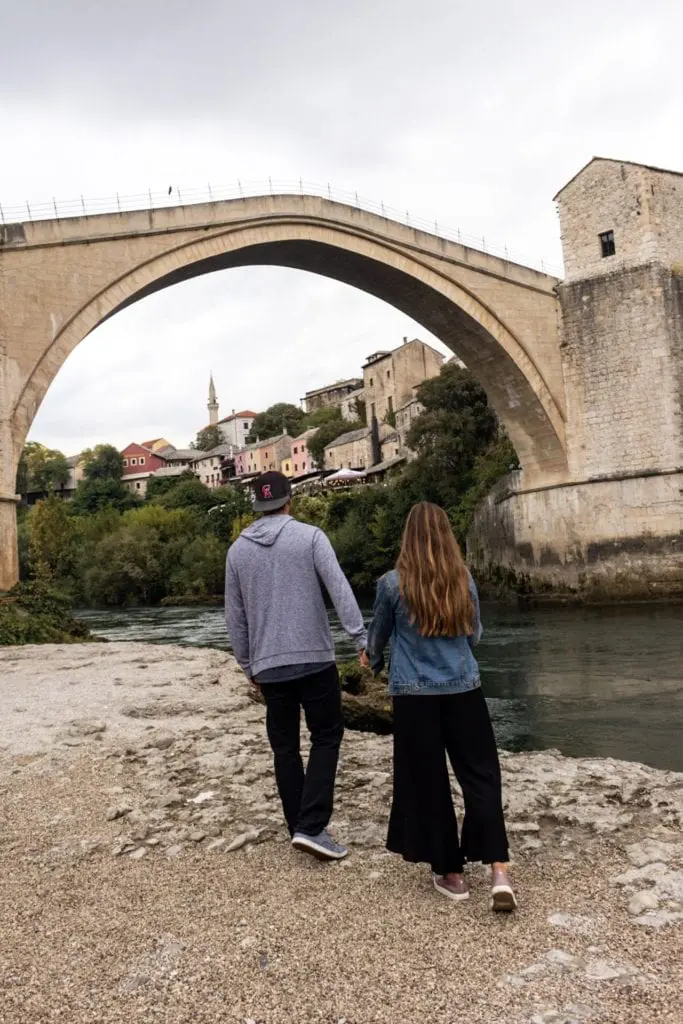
207,373,219,425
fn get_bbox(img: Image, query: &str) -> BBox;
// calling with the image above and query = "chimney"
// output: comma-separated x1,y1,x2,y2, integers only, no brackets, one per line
403,336,407,344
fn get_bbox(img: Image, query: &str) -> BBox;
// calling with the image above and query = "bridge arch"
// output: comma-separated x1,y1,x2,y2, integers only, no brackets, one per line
11,214,567,483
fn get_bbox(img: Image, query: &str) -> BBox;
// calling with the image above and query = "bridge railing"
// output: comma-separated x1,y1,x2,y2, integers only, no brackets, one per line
0,179,564,277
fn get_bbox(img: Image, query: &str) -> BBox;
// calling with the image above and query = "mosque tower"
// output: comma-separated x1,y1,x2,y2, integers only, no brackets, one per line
207,373,219,425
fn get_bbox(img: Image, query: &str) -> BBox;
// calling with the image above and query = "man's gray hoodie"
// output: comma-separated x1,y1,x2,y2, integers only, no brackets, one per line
224,515,367,679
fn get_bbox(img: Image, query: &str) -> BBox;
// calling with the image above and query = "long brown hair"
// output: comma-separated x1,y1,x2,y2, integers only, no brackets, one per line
396,502,474,638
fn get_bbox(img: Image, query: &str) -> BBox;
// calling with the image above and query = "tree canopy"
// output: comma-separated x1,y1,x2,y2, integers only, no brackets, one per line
17,442,70,495
81,444,125,481
192,424,223,451
247,403,306,443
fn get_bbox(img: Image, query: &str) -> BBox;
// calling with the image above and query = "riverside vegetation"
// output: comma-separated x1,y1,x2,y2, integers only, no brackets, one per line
2,365,517,644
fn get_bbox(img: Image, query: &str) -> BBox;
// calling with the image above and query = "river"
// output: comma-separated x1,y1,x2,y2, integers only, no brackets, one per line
76,602,683,773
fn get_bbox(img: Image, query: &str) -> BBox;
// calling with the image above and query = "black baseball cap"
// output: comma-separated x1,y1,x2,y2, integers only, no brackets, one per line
252,471,292,512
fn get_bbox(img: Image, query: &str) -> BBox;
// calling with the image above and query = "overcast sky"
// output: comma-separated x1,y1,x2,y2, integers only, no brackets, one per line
3,0,681,454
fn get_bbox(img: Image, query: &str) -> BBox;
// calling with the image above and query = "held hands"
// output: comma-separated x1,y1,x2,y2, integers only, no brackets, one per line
359,650,370,670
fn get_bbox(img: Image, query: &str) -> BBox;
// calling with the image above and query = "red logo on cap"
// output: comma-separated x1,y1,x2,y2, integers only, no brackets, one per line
261,484,272,499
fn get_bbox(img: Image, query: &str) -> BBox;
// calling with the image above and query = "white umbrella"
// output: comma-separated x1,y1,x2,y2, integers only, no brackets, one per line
325,468,365,481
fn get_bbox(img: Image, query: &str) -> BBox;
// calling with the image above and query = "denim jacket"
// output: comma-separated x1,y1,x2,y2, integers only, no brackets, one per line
365,569,483,696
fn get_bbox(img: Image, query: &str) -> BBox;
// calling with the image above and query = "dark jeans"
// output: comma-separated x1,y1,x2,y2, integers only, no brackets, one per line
388,687,509,875
261,665,344,837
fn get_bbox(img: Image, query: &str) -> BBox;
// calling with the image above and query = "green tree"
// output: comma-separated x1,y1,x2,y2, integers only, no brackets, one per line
145,470,196,503
205,485,252,543
230,513,256,542
70,476,139,516
169,535,226,597
192,424,223,451
153,475,216,514
307,417,364,469
17,442,70,495
81,444,124,481
304,406,345,429
28,496,76,580
353,395,367,425
247,403,305,442
405,364,499,504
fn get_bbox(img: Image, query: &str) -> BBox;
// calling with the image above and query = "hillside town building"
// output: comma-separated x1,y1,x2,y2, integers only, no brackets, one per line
217,409,258,448
363,338,443,426
233,434,294,478
301,378,363,415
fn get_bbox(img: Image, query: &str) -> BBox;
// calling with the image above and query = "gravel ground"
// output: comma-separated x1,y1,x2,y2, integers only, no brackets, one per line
1,643,682,1024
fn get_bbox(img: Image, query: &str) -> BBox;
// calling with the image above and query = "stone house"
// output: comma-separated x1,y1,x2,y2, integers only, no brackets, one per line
301,378,363,415
395,390,424,457
323,423,394,472
324,427,371,471
362,337,443,426
339,387,365,422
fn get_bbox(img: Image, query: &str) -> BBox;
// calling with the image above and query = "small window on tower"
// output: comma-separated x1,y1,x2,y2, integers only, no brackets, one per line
599,230,615,258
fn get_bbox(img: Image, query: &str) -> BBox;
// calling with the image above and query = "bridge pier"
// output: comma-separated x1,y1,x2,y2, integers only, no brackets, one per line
0,494,19,592
468,470,683,600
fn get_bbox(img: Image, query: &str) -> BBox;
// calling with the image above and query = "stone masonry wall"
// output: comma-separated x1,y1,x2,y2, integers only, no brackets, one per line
468,471,683,599
559,264,683,478
557,160,683,282
363,340,443,425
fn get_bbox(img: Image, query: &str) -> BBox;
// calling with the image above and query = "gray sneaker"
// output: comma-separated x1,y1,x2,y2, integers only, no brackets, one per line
291,830,349,861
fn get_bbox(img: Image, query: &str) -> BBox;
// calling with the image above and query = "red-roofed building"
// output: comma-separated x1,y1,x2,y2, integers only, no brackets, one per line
121,442,167,496
216,409,258,448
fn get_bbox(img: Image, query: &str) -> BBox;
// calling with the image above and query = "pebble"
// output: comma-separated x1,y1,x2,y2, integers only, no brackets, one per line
145,733,175,750
545,949,578,969
207,838,229,852
627,890,659,916
225,830,261,853
547,912,594,933
632,910,683,928
106,803,133,821
129,847,148,860
584,959,632,981
188,789,217,804
625,838,678,867
165,844,184,858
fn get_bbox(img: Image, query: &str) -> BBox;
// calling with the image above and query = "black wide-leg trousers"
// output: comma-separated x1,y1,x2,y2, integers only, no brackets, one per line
388,686,509,875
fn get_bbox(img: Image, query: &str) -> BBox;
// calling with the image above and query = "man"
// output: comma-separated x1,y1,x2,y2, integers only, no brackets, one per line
224,470,366,861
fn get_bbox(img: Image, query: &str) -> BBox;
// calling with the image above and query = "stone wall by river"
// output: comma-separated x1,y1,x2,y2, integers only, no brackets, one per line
1,643,682,1023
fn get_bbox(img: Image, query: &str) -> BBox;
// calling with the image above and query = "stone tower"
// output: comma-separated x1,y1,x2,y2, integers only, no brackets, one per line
469,157,683,598
554,157,683,483
207,373,219,426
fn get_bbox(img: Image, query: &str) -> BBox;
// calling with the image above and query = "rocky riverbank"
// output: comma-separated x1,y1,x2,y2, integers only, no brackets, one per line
1,643,681,1023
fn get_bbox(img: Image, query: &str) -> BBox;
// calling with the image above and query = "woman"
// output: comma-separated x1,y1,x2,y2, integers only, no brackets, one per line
363,502,515,910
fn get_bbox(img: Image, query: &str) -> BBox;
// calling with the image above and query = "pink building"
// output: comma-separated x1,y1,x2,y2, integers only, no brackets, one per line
291,428,317,476
234,434,293,478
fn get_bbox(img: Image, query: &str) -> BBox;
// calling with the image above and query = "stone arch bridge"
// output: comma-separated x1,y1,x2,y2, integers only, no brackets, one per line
0,193,566,588
2,166,681,598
